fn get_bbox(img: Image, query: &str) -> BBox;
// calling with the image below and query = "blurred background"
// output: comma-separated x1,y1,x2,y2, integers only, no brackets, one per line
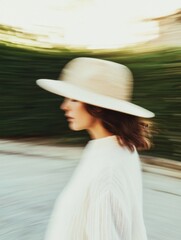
0,0,180,240
0,0,180,160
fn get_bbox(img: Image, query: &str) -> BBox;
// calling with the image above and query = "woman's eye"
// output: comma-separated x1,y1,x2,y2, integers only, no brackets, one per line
70,99,78,102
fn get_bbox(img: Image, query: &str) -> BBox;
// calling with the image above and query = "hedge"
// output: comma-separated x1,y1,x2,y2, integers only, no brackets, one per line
0,42,180,161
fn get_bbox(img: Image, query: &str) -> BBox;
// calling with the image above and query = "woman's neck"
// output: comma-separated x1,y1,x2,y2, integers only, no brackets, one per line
87,120,113,139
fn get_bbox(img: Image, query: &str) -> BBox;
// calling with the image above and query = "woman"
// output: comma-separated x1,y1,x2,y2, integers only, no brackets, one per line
36,57,154,240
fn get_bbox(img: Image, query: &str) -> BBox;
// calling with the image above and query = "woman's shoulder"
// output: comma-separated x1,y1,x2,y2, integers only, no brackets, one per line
83,136,141,172
85,135,139,158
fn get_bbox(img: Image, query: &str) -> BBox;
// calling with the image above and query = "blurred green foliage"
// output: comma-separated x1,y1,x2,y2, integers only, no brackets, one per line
0,41,180,161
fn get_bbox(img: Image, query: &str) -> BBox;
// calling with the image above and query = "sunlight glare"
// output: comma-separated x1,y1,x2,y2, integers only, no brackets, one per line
0,0,180,48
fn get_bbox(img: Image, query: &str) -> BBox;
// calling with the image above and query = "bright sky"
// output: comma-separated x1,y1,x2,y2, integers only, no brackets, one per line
0,0,180,48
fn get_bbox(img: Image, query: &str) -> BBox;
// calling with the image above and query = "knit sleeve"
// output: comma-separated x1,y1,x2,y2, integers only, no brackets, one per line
85,189,131,240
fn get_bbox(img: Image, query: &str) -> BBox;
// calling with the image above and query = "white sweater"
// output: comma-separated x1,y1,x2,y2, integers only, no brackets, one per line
44,135,148,240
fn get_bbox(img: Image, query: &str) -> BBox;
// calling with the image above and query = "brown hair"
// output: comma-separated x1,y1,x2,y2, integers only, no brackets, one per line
84,103,154,151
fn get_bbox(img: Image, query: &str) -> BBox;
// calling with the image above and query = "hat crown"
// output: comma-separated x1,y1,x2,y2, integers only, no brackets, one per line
59,57,133,101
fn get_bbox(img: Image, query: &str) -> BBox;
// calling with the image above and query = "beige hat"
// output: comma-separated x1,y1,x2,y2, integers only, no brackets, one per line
36,57,155,118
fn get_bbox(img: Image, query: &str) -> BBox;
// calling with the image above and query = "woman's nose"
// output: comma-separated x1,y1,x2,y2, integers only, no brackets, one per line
60,98,69,111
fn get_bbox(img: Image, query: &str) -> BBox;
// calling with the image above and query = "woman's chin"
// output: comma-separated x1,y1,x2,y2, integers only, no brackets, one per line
68,123,82,131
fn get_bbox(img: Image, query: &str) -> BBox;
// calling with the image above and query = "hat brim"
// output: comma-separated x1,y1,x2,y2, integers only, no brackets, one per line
36,79,155,118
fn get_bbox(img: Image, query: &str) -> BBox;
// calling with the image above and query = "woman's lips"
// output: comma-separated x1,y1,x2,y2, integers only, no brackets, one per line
66,116,74,122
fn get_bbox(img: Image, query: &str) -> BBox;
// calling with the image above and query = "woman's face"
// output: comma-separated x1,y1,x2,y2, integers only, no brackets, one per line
60,98,98,131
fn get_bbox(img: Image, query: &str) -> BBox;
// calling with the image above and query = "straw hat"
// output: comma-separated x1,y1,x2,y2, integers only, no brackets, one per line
36,57,154,118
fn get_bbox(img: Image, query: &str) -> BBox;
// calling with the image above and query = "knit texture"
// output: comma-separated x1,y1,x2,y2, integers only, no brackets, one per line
44,135,148,240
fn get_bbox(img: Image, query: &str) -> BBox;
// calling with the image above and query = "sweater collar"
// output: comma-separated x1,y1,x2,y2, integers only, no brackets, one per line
88,135,118,146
